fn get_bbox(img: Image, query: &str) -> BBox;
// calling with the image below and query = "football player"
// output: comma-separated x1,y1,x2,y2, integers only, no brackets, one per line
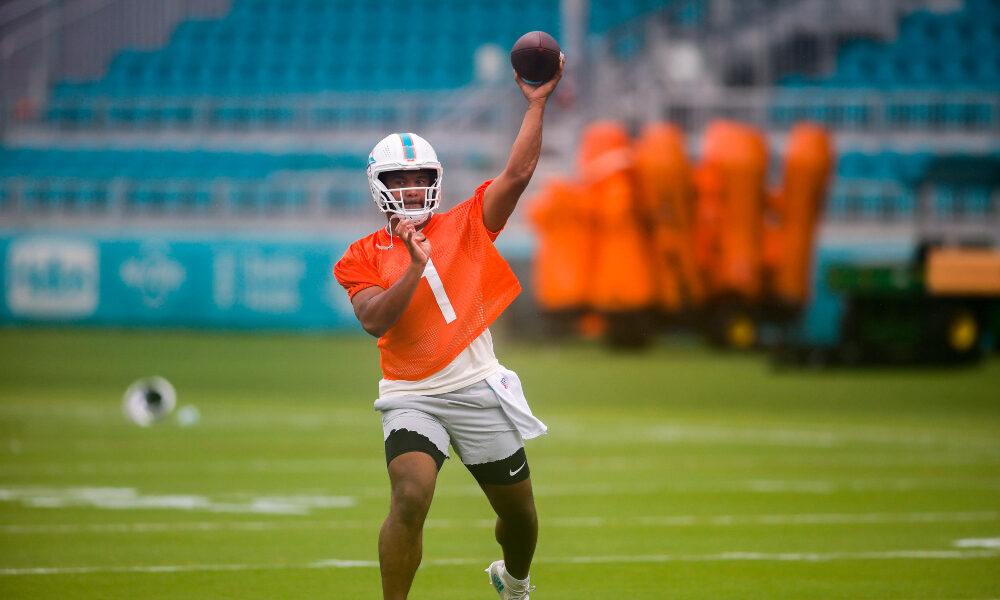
334,57,563,600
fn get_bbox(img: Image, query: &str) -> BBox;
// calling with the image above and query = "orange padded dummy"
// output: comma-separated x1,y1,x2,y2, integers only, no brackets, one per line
764,122,833,307
633,122,705,313
695,120,768,301
578,121,655,312
528,177,591,311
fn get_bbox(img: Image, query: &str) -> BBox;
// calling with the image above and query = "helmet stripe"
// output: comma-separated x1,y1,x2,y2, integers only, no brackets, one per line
399,133,417,161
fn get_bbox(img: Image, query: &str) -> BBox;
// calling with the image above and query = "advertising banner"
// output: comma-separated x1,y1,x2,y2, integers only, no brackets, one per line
0,231,362,331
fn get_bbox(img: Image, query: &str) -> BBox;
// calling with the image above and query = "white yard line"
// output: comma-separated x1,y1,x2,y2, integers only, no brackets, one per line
3,548,998,576
0,487,355,514
2,478,997,507
554,422,1000,450
3,510,995,535
368,478,1000,500
545,549,1000,564
427,478,1000,498
5,452,999,477
954,538,1000,549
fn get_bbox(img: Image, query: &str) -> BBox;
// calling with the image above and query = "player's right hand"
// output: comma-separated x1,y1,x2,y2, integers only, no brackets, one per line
392,216,431,266
517,53,564,104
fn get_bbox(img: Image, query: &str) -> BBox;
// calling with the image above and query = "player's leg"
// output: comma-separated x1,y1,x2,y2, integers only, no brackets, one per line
437,380,540,596
380,449,440,600
378,411,450,600
470,449,538,579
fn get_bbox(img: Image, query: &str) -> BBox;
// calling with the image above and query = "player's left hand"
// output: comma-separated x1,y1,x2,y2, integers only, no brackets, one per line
392,216,431,266
516,53,564,103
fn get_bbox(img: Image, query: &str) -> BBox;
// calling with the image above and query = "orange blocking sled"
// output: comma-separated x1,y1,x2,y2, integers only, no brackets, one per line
529,117,832,348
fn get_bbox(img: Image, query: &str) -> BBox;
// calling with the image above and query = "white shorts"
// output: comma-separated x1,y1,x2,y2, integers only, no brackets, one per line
375,379,524,466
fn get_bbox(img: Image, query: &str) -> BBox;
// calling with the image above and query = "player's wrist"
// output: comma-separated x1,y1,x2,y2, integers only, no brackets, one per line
407,256,428,271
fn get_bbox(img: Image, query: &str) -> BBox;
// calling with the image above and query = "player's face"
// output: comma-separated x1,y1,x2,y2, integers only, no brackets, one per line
382,170,433,209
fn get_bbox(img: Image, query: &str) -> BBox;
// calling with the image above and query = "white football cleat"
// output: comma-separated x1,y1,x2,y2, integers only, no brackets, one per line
485,560,535,599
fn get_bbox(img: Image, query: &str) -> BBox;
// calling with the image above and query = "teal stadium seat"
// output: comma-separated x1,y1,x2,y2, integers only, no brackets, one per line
19,180,44,212
827,149,999,222
775,0,999,150
1,146,364,215
47,0,562,102
888,187,916,218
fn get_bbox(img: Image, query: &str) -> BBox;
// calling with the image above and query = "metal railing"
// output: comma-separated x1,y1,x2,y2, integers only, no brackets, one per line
39,87,524,134
661,89,1000,137
26,87,998,141
0,164,502,231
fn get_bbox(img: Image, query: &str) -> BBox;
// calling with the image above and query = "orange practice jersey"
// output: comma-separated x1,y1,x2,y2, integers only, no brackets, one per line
334,181,521,381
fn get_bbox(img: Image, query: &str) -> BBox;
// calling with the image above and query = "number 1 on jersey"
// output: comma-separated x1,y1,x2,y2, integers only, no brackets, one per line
422,258,457,323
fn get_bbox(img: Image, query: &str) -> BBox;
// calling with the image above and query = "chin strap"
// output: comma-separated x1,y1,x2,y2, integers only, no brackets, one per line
375,222,394,250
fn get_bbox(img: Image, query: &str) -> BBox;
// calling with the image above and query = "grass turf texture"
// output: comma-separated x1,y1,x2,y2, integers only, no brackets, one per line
0,328,998,599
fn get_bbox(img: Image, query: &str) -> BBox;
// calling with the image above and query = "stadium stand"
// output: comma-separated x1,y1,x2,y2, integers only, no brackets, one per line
775,3,998,91
1,0,997,232
37,0,711,131
50,0,562,98
827,149,1000,222
769,1,998,222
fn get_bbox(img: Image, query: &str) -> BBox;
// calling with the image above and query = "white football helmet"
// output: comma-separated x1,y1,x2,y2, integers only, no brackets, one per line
367,133,443,223
122,376,176,427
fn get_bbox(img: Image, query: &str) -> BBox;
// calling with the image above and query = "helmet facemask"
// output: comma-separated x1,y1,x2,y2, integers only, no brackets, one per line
370,168,443,225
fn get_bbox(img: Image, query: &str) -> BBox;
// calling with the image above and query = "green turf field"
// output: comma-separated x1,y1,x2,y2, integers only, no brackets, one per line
1,328,998,599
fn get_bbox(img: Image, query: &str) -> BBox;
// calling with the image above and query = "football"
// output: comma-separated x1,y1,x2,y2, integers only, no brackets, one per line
510,31,562,85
